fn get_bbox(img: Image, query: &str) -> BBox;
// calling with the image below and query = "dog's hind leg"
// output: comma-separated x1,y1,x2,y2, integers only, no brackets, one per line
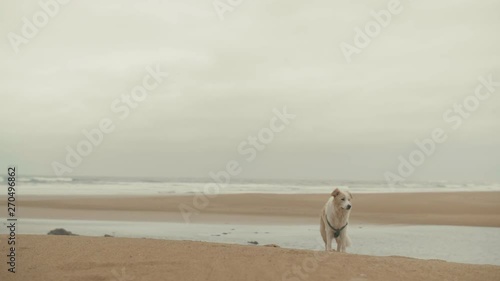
337,234,350,253
340,241,346,253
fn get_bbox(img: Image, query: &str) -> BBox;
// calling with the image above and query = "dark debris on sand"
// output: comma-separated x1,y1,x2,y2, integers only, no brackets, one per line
47,228,78,236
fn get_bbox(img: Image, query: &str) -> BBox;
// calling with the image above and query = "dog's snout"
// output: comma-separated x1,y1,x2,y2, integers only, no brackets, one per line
347,205,352,210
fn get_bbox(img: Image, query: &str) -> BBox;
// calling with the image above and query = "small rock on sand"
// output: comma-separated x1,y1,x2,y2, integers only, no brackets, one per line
47,228,77,236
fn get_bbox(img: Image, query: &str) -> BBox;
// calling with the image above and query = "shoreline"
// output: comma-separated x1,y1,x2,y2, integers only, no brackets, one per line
14,219,500,266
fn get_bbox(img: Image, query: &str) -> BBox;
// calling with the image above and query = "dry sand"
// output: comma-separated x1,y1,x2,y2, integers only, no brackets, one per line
5,192,500,226
0,235,499,281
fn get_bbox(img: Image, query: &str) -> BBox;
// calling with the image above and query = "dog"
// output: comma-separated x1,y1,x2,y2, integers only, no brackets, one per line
320,188,353,252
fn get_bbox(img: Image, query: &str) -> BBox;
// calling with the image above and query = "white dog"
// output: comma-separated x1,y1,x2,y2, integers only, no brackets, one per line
319,188,353,252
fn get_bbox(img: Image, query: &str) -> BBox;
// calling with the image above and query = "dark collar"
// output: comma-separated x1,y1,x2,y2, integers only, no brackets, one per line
326,218,348,238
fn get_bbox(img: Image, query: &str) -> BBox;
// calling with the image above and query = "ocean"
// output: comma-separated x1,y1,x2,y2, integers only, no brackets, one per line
3,176,500,196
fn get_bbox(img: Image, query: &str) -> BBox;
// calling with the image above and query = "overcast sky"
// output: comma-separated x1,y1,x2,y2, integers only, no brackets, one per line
0,0,499,181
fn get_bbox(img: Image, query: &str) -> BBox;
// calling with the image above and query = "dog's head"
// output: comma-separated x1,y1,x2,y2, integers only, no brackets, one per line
331,188,353,211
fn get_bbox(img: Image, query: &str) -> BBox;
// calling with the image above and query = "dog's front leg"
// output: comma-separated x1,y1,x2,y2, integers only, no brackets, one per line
326,237,332,251
326,231,333,251
336,239,341,252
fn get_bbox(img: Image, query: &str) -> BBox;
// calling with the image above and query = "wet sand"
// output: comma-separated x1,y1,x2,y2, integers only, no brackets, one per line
4,192,500,226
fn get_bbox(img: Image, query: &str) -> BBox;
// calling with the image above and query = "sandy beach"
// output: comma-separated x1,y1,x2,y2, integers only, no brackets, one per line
1,192,500,280
0,235,499,281
6,192,500,226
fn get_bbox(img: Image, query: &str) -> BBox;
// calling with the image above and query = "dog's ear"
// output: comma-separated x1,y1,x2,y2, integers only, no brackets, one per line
347,191,353,199
331,188,340,197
